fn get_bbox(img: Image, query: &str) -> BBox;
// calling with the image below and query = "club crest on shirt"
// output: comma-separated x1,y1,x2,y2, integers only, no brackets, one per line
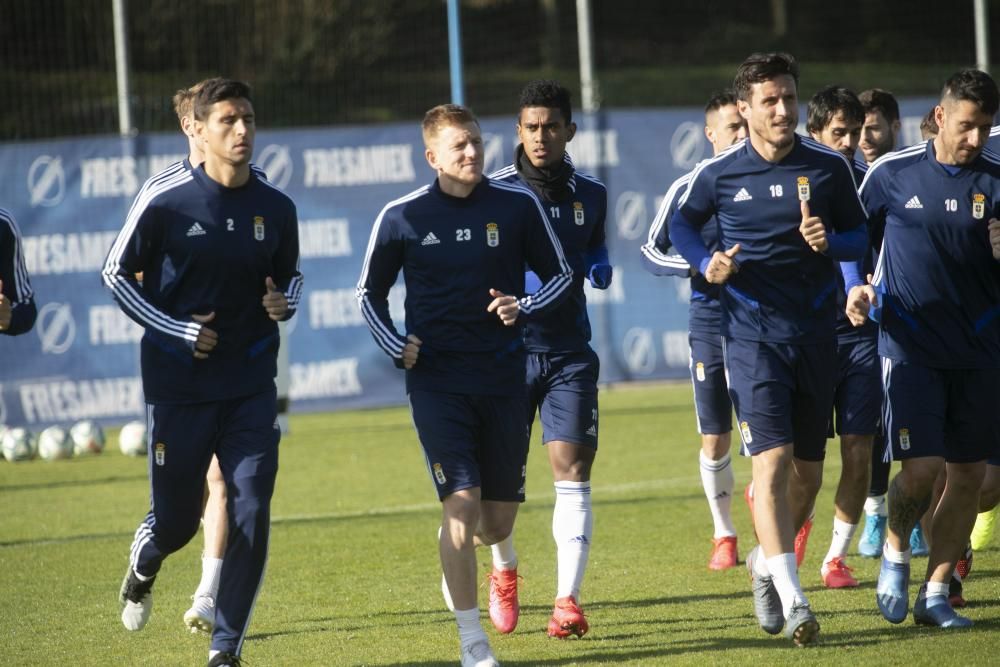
486,222,499,247
573,201,585,226
154,442,166,466
899,428,911,451
972,193,986,220
797,176,810,201
254,216,265,241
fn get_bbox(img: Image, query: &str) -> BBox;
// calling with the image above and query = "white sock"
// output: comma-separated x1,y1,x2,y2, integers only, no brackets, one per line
864,494,887,516
455,607,487,648
699,450,736,538
926,580,949,600
195,557,223,598
823,518,858,563
884,542,911,564
552,480,592,600
750,545,770,576
490,532,518,571
767,553,807,617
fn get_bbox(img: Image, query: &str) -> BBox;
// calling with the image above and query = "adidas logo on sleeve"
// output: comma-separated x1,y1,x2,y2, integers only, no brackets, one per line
186,222,207,237
904,196,923,209
421,232,440,246
733,187,753,202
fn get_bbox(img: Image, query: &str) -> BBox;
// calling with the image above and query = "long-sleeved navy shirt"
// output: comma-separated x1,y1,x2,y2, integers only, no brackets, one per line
861,139,1000,368
357,176,573,396
102,161,303,404
0,208,36,336
490,157,608,353
670,136,868,344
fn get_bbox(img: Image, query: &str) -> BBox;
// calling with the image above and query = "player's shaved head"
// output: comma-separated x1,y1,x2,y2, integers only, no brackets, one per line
941,69,999,116
422,104,479,146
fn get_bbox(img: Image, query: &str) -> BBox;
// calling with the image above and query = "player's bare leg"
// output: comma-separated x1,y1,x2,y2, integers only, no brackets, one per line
441,488,499,665
748,446,820,645
972,463,1000,551
913,461,983,627
876,457,938,623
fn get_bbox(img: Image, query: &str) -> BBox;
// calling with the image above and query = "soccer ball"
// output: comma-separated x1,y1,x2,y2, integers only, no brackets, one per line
2,427,37,462
70,420,106,456
38,425,74,460
118,420,148,457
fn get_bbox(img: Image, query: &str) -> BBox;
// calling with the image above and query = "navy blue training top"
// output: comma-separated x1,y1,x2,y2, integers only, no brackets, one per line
862,139,1000,368
102,161,303,404
670,136,868,344
491,159,608,353
357,176,573,396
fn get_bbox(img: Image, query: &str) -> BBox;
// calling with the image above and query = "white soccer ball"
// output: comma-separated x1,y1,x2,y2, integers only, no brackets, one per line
38,425,74,460
70,420,106,456
2,427,37,462
118,420,148,457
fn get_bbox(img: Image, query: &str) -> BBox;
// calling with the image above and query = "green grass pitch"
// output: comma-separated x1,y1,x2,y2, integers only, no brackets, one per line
2,382,998,665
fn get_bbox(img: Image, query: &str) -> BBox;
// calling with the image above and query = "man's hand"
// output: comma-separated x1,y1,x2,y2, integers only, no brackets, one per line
191,311,218,359
845,274,879,327
0,279,9,331
402,334,422,369
799,200,828,253
989,218,1000,260
704,244,741,284
487,288,520,326
262,276,288,321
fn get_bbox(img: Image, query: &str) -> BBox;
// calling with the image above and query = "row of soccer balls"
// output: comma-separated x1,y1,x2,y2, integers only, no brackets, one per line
0,420,149,462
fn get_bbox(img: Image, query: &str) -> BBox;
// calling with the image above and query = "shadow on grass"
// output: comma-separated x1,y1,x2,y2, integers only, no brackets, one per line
0,473,147,493
0,529,134,548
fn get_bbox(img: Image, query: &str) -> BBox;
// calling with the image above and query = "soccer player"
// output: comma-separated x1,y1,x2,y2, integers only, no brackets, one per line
641,90,746,571
669,52,868,645
104,78,302,667
845,68,1000,628
357,103,572,667
857,88,901,166
159,83,229,637
805,85,874,588
487,80,610,637
0,208,36,336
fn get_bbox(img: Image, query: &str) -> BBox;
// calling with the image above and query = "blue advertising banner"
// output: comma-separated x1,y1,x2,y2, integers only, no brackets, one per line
0,100,937,428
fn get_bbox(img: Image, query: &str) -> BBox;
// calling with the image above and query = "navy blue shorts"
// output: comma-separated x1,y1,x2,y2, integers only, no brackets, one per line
408,390,528,502
688,332,732,435
832,336,881,436
526,348,600,449
882,359,1000,463
723,337,836,461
